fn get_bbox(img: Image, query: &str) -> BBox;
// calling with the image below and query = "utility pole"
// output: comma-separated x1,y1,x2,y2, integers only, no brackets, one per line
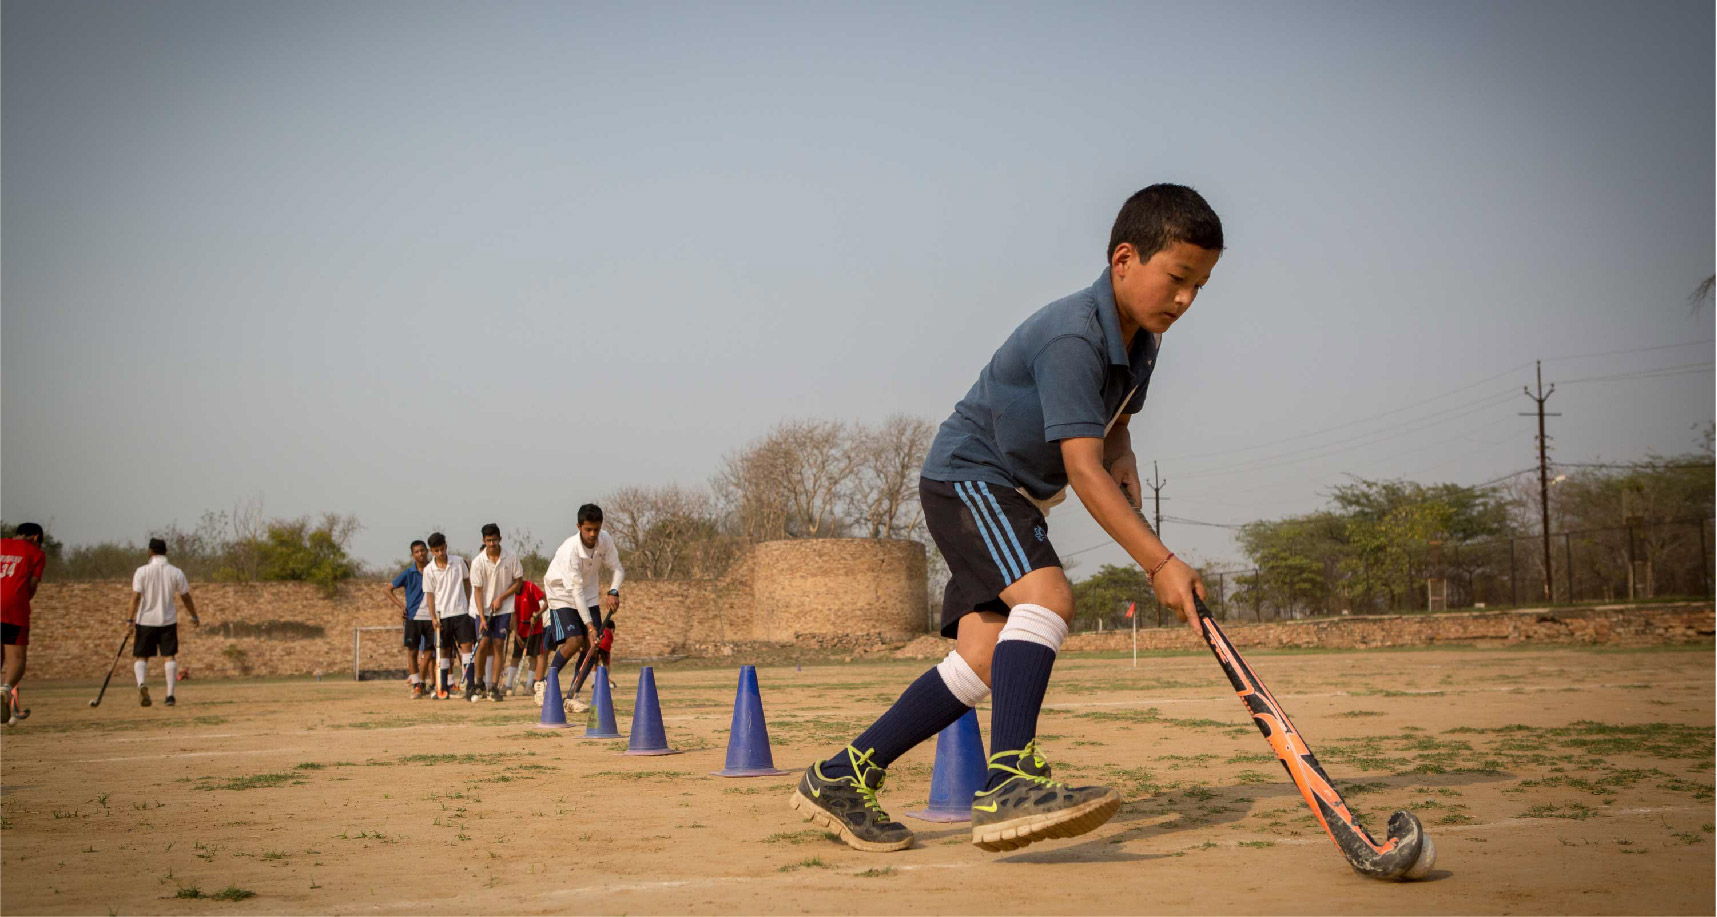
1146,461,1167,538
1520,361,1560,603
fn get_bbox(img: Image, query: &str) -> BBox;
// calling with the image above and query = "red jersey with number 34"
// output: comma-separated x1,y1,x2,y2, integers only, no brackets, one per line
0,538,47,625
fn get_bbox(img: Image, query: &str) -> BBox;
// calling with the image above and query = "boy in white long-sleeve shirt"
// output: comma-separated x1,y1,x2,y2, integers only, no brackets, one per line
537,504,624,710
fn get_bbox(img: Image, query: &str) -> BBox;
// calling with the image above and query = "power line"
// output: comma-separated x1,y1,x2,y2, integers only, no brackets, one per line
1175,390,1521,481
1557,363,1713,385
1553,461,1716,470
1158,340,1710,467
1158,363,1532,464
1543,339,1714,363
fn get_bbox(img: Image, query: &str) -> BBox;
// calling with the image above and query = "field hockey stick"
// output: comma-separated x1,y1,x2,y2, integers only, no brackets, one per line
89,627,133,708
433,617,447,697
1192,595,1436,880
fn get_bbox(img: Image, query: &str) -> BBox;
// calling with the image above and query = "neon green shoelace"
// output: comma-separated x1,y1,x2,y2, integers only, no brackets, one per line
842,746,889,814
986,740,1064,790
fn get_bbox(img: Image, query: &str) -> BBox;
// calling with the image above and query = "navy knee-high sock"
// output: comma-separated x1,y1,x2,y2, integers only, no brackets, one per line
985,639,1056,790
822,667,970,779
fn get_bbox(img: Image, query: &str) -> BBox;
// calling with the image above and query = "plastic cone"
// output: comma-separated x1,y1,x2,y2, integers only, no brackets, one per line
905,708,987,822
712,665,789,777
581,665,623,738
623,666,680,756
535,666,571,729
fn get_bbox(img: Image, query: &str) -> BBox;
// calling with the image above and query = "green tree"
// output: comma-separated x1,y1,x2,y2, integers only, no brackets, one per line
1069,564,1153,630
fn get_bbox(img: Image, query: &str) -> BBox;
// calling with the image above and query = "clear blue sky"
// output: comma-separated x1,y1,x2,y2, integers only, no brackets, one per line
4,0,1712,574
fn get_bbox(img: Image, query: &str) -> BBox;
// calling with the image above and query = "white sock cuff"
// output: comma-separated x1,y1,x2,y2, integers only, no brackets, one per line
460,652,474,666
997,603,1068,652
936,650,990,706
439,658,452,670
135,659,149,685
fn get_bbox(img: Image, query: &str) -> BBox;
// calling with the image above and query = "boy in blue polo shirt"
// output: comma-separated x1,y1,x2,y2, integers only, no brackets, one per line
387,540,432,698
790,184,1223,853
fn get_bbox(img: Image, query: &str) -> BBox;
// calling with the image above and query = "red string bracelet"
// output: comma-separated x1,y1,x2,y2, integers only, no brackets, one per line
1147,552,1176,581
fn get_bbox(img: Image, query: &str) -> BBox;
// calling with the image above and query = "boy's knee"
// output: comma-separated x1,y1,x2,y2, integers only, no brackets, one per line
1000,568,1075,623
953,646,993,687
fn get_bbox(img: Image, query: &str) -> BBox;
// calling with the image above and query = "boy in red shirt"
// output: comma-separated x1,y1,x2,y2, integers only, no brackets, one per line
506,579,547,696
1,523,48,726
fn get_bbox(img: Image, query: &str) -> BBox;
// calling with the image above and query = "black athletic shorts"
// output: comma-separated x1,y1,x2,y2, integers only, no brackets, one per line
438,614,477,648
1,623,28,646
547,606,599,647
134,623,180,658
513,632,543,657
403,618,435,650
921,477,1062,638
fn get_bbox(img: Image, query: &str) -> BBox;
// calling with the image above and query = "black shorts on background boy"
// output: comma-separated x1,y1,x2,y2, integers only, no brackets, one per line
790,185,1223,853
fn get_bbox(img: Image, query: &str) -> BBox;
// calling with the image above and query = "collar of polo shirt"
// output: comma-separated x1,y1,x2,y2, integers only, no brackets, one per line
1091,269,1152,367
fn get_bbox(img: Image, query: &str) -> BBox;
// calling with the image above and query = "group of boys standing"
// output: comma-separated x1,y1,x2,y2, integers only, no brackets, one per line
385,504,625,712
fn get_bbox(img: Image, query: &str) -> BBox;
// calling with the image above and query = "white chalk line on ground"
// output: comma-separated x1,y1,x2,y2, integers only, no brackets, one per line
354,804,1714,913
43,679,1711,762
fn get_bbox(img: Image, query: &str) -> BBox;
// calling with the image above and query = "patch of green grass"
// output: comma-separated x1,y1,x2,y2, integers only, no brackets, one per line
856,866,896,877
398,753,519,766
1335,710,1387,718
197,772,303,791
778,857,829,872
1522,803,1603,821
1073,707,1231,729
210,886,256,901
1238,840,1275,848
763,830,838,845
174,886,203,899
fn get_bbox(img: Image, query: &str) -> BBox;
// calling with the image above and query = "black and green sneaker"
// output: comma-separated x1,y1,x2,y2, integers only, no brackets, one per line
971,739,1120,852
788,747,914,852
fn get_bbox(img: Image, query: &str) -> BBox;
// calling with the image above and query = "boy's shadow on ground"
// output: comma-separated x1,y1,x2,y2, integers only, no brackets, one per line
987,771,1509,865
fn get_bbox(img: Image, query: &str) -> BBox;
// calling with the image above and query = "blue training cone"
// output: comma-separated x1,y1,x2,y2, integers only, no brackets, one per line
582,665,623,739
712,664,789,777
905,708,987,822
623,666,680,756
535,666,571,729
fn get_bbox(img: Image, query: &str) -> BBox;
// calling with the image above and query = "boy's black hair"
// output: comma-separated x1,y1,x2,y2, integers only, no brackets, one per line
13,522,43,541
577,504,603,526
427,532,447,549
1108,184,1224,262
409,539,427,551
480,523,501,538
148,537,168,555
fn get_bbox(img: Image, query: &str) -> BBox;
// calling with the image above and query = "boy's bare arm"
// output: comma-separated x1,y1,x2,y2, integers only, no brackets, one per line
1103,415,1143,500
1061,436,1204,632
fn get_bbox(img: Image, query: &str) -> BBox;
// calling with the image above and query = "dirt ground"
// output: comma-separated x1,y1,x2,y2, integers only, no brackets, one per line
1,644,1712,915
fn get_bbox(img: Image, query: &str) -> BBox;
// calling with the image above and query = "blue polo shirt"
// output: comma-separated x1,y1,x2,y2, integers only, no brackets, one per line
921,269,1159,503
391,565,426,621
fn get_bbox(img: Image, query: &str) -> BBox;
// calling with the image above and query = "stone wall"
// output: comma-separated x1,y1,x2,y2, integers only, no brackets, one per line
22,538,931,678
892,603,1715,657
20,580,408,681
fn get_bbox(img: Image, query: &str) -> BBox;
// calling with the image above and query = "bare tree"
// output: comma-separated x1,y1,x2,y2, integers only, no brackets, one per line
605,484,725,579
849,414,935,539
715,419,857,540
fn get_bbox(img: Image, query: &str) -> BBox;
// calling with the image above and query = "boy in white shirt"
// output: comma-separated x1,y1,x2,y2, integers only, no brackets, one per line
538,504,623,711
127,538,201,707
468,523,524,702
421,532,477,700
